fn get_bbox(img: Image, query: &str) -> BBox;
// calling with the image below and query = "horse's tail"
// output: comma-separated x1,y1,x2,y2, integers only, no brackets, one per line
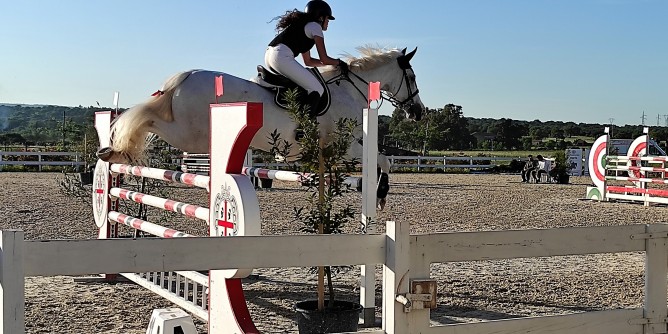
102,71,192,164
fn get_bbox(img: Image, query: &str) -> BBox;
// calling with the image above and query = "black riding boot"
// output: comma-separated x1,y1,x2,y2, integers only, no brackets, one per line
296,91,322,141
306,91,321,119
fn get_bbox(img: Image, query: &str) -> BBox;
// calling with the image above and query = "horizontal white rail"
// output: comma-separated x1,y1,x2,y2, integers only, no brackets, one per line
412,224,645,264
426,309,642,334
22,234,386,276
0,161,85,166
0,151,82,156
183,155,516,174
0,151,85,171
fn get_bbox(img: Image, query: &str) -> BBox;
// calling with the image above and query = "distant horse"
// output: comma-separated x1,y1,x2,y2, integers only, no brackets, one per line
97,46,425,209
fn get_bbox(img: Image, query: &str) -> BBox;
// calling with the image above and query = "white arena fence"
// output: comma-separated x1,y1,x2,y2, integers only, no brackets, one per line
0,151,85,171
3,222,668,334
182,154,517,175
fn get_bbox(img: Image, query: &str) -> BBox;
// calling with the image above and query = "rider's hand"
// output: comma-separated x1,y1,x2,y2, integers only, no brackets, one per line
338,59,349,75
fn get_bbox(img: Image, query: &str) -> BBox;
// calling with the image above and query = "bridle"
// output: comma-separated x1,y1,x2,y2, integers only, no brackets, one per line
326,60,420,113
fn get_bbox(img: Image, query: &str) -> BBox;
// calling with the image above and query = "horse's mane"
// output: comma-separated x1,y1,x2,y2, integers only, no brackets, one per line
322,45,402,73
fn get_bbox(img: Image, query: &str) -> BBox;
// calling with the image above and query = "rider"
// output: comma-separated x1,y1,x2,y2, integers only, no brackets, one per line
265,0,348,118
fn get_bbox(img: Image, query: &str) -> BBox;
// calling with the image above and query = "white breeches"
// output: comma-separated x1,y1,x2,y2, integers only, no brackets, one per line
264,44,324,96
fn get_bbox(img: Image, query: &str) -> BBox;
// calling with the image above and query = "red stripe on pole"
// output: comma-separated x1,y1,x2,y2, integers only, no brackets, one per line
593,143,606,183
119,189,130,199
608,186,668,197
183,173,196,185
259,169,270,179
185,205,197,217
164,200,177,211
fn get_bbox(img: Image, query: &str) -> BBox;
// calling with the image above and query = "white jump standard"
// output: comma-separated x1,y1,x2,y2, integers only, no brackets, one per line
586,126,668,205
93,104,264,333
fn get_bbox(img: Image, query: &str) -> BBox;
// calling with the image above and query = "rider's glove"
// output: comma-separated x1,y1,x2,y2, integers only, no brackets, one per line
338,59,349,75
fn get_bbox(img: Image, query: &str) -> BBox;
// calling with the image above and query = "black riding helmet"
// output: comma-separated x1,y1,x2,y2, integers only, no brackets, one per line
305,0,335,21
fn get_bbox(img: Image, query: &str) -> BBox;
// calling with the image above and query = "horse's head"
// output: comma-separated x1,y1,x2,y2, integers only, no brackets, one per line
387,47,425,121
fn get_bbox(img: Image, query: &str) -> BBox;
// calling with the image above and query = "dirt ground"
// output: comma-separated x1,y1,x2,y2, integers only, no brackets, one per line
1,172,664,333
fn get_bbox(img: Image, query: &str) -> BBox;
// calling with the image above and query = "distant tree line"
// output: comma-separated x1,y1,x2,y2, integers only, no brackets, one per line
380,104,668,154
0,105,123,150
2,103,668,155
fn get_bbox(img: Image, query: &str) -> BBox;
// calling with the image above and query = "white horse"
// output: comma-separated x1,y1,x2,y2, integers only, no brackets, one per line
97,46,425,209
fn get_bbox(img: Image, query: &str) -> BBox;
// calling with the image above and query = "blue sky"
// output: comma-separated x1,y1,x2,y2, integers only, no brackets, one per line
1,1,666,126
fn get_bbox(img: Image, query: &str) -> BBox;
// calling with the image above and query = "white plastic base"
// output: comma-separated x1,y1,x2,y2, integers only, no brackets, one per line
146,308,198,334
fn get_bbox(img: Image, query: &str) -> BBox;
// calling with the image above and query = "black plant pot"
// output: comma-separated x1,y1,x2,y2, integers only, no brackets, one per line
79,171,93,185
260,178,273,189
558,174,570,184
295,300,362,334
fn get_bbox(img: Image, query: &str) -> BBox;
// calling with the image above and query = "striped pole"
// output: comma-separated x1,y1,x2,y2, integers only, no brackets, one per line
242,166,312,183
110,163,210,190
605,176,668,185
108,211,194,238
607,186,668,197
607,165,668,173
608,156,668,163
109,188,210,221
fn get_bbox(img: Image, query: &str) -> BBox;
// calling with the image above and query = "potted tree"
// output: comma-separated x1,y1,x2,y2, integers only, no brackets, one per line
550,151,572,184
279,90,363,333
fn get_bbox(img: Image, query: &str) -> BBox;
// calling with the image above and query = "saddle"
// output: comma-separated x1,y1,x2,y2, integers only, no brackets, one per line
255,66,331,116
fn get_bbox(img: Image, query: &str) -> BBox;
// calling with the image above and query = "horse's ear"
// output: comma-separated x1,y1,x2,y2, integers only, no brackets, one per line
401,47,407,55
406,47,417,61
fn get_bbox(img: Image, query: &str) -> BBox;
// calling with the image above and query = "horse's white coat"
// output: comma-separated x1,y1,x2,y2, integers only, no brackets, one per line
101,47,424,207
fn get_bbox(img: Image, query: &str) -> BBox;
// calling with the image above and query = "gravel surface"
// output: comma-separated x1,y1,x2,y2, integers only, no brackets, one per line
1,172,664,333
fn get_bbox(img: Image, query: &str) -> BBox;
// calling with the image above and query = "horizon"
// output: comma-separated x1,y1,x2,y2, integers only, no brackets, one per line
2,102,662,128
1,1,666,126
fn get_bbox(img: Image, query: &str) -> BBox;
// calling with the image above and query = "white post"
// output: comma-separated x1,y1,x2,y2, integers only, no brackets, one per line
208,102,263,334
603,127,610,201
0,153,3,172
244,149,256,187
383,220,410,334
360,108,378,326
643,127,650,207
0,230,25,334
643,223,668,334
38,153,42,172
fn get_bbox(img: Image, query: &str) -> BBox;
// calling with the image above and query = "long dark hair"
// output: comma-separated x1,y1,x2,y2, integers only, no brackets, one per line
274,9,309,32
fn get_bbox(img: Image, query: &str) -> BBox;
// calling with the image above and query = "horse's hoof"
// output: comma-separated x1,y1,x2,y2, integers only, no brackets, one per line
376,173,389,198
377,198,386,211
96,147,113,161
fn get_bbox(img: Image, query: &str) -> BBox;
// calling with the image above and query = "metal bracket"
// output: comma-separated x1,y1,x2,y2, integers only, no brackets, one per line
630,232,668,240
628,317,668,326
395,279,437,313
395,293,434,312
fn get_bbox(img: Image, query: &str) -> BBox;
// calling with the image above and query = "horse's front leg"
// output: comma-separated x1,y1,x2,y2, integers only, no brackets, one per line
376,153,391,210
